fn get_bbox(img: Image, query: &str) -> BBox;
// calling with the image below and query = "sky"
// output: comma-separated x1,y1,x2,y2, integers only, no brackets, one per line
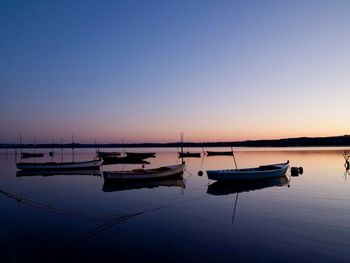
1,0,350,143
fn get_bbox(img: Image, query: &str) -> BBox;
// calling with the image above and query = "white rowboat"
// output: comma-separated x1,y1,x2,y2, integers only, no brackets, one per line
207,161,289,181
103,164,185,181
16,159,103,171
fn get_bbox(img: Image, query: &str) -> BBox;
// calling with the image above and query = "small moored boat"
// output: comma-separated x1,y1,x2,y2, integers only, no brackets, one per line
97,151,121,158
207,161,289,181
206,151,233,156
17,159,103,171
21,152,44,158
101,156,150,165
125,152,156,159
178,152,201,158
103,164,185,181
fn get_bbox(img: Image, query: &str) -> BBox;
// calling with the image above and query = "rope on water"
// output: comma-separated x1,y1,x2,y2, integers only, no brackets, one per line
0,188,125,220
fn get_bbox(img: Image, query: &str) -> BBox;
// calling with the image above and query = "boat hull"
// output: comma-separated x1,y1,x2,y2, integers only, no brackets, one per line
16,159,103,171
207,162,289,181
103,164,185,181
125,152,156,159
21,153,44,158
178,152,201,158
97,152,121,158
206,151,233,156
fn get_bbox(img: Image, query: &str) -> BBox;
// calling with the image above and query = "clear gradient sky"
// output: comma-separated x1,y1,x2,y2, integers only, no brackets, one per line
1,0,350,143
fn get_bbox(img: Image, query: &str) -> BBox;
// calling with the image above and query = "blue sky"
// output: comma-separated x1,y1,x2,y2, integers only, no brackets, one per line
1,0,350,143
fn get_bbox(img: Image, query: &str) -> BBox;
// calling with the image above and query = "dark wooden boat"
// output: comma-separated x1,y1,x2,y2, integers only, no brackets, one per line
21,152,44,158
97,151,121,158
206,151,233,156
125,152,156,159
178,152,201,158
102,156,150,165
102,178,185,192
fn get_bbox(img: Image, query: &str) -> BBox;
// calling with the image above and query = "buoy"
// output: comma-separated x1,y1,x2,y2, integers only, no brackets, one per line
198,171,203,176
291,167,300,177
298,167,303,174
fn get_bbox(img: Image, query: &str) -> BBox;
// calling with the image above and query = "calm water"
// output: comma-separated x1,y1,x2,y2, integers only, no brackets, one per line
1,147,350,262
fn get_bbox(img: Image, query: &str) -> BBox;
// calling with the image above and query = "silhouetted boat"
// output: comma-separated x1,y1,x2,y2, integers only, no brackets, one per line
16,159,103,171
21,152,44,158
207,176,289,195
178,152,201,158
16,169,102,177
103,164,185,181
206,151,233,156
101,156,150,165
207,161,289,181
97,151,121,158
125,152,156,159
102,178,185,192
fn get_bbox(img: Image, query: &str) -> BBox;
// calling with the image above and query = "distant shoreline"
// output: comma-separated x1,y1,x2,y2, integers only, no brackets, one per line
1,135,350,149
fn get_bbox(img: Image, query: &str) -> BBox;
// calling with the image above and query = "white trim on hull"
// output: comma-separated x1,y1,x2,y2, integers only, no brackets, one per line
103,164,185,181
16,159,103,171
207,161,289,181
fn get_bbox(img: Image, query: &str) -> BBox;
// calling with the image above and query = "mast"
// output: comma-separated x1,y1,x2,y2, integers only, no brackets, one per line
72,134,75,162
231,146,238,170
180,132,184,164
19,130,22,160
61,138,63,162
34,137,37,162
51,139,54,162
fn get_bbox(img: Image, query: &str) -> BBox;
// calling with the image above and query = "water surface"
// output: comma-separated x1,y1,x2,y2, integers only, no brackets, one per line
1,147,350,262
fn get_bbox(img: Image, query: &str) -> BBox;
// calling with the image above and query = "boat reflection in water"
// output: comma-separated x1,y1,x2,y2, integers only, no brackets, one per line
207,176,289,196
103,178,185,192
16,169,102,177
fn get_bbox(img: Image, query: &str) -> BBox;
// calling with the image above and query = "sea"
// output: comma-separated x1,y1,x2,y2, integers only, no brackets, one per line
1,147,350,262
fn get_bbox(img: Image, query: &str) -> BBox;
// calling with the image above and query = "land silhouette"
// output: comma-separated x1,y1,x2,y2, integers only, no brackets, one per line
1,135,350,149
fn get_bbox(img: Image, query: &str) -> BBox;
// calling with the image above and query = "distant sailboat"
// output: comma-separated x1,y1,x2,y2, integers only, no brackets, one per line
125,152,156,159
17,135,103,171
178,132,201,158
97,151,121,158
21,152,44,158
178,152,201,158
20,133,44,159
206,150,233,156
